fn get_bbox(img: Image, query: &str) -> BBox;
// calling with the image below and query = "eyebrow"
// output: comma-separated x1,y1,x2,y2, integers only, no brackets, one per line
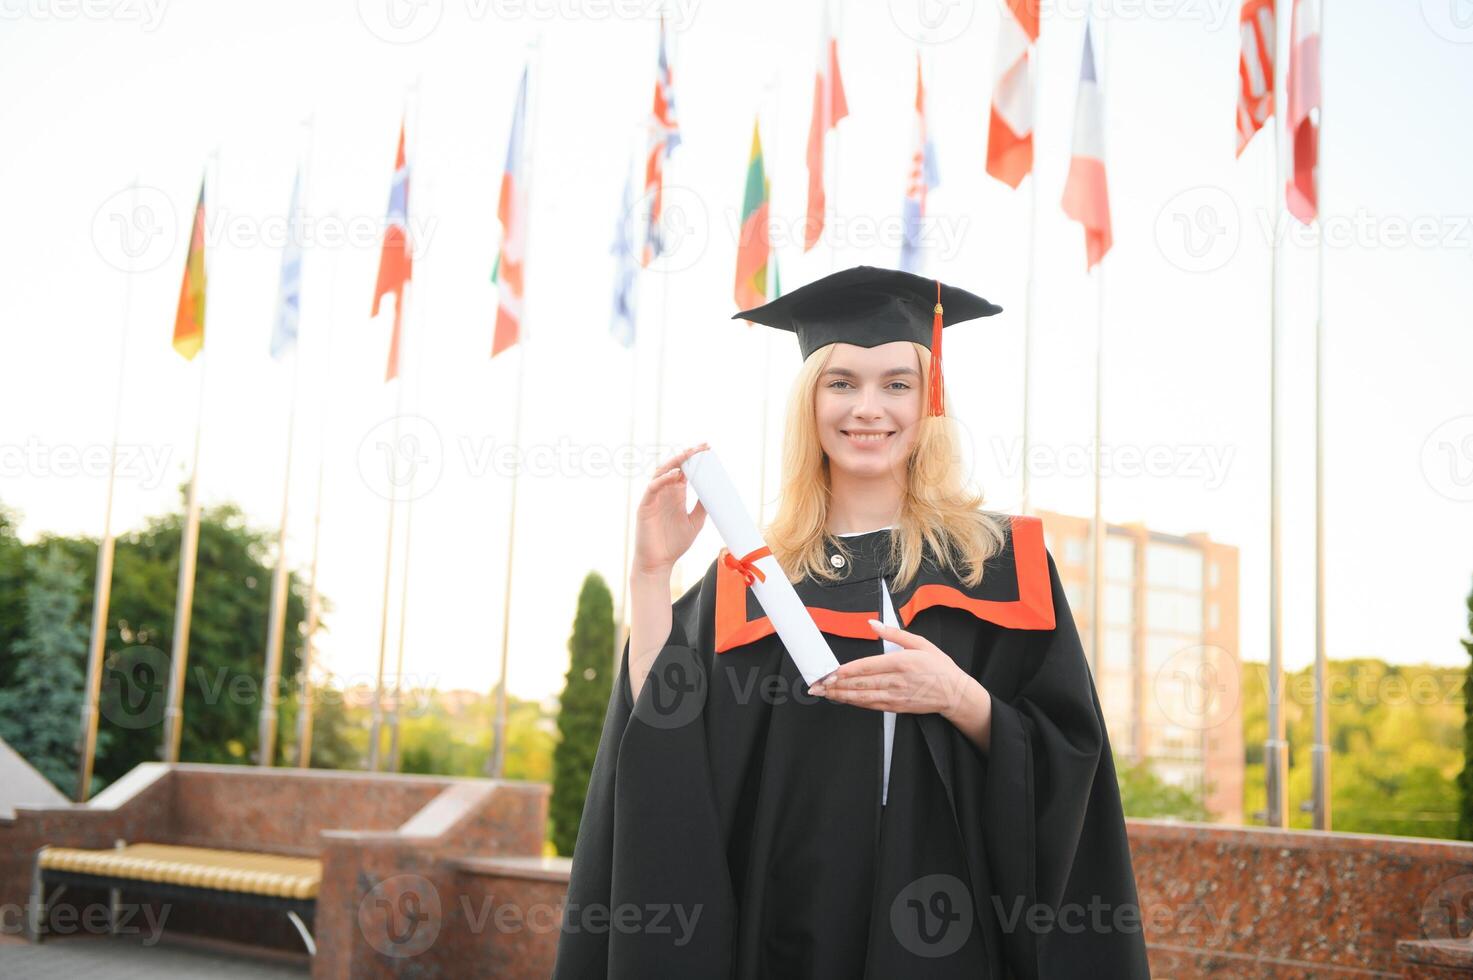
822,367,920,379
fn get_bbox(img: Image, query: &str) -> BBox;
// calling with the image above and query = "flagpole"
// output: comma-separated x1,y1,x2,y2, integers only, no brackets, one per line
1018,45,1041,518
163,149,218,765
491,347,527,780
615,335,638,673
491,42,541,780
1310,0,1330,832
368,87,416,773
366,380,402,772
1086,20,1109,680
259,303,301,767
830,0,842,274
757,74,780,528
296,218,338,769
1263,0,1290,829
615,152,640,677
385,78,429,774
164,340,208,764
76,177,139,800
386,486,415,772
259,119,313,767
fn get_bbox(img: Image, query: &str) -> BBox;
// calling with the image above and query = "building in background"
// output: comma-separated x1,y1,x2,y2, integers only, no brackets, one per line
1036,510,1243,825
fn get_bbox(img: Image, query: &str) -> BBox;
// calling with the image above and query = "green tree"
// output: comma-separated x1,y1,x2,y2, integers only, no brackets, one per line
1117,757,1210,821
550,572,616,855
90,494,310,779
0,501,30,691
0,488,332,791
0,543,96,795
1243,657,1462,837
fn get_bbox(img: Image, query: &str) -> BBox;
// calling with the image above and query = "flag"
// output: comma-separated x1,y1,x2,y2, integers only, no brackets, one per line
985,0,1039,188
1285,0,1320,223
490,66,529,357
642,15,681,267
270,168,303,361
172,177,207,361
1236,0,1276,157
899,55,938,275
734,119,772,313
610,166,638,349
804,5,848,251
372,118,413,381
1061,22,1112,270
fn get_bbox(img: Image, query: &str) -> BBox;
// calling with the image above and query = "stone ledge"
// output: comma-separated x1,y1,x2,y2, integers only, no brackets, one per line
1399,938,1473,971
451,855,572,884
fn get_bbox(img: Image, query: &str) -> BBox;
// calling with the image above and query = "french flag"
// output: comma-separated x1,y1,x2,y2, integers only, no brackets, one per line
1061,21,1112,270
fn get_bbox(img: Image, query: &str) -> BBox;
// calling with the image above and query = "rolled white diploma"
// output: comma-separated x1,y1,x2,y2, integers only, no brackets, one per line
681,449,841,686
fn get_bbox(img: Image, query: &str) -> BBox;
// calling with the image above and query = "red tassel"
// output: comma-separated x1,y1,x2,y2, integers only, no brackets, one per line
926,280,945,417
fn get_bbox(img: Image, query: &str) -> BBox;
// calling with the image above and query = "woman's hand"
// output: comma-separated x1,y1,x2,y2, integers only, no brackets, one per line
808,619,993,751
632,443,710,578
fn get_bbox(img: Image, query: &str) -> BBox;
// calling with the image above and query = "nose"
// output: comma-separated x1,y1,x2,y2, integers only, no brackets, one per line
853,385,884,421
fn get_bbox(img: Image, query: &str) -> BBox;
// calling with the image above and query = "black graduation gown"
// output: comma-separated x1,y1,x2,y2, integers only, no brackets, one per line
554,514,1151,979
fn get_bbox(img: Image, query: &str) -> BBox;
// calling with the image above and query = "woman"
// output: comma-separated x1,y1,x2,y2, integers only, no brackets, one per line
554,266,1150,978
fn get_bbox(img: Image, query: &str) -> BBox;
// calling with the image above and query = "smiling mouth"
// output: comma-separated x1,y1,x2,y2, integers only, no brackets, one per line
841,430,895,443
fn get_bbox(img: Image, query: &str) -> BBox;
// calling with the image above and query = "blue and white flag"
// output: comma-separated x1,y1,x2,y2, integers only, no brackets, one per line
271,168,303,360
610,167,638,348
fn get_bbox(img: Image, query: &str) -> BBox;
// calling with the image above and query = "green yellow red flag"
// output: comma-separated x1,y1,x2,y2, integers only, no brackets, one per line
734,120,771,314
172,178,207,360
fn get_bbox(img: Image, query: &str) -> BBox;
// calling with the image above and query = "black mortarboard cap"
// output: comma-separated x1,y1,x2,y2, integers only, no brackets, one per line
732,264,1002,417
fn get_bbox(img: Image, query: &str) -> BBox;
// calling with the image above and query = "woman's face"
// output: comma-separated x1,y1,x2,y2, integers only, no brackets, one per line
814,341,923,479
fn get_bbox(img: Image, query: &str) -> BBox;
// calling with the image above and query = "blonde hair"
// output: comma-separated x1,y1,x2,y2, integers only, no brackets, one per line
763,341,1008,589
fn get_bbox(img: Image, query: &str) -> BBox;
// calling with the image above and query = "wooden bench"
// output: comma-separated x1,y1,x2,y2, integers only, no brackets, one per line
30,842,321,954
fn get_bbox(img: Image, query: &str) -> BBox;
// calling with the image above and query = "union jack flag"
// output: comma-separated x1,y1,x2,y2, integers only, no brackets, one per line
642,15,681,266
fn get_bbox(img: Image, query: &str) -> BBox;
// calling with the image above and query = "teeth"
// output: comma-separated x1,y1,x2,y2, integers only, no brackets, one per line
847,432,890,442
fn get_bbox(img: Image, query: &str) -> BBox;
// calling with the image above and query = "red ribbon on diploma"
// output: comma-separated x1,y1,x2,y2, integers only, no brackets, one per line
722,545,772,586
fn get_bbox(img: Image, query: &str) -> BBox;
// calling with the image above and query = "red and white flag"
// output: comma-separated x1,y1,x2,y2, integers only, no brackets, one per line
1061,21,1112,270
372,118,412,381
803,4,848,252
1285,0,1320,223
490,66,528,357
1236,0,1275,157
985,0,1039,188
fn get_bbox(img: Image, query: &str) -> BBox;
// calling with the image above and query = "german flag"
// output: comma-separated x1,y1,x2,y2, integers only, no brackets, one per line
172,178,207,360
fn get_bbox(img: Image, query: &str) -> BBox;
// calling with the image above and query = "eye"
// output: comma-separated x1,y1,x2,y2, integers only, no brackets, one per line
827,380,854,389
887,381,911,390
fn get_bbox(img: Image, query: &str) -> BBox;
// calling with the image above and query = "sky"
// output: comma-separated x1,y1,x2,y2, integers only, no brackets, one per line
1,0,1471,705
